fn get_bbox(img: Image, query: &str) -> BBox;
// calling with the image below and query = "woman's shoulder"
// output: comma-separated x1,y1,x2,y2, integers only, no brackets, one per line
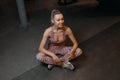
45,27,51,31
64,26,73,35
44,26,52,35
64,26,72,32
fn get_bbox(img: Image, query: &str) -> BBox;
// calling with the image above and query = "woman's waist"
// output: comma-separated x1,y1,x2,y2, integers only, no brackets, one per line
50,42,65,46
48,42,65,47
48,43,65,52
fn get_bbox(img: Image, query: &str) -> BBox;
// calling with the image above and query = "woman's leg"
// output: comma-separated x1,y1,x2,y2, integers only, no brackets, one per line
36,52,55,65
59,47,82,61
72,47,82,59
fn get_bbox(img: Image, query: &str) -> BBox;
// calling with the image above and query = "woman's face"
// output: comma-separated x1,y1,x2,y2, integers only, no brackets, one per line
52,14,64,28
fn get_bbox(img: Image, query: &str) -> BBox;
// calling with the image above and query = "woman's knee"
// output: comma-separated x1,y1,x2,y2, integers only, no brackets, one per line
76,48,82,56
36,52,44,61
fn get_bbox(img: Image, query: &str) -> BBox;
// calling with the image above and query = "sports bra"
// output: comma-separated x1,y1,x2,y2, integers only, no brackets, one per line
49,26,66,44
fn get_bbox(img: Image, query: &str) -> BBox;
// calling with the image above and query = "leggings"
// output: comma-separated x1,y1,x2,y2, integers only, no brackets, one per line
36,47,82,65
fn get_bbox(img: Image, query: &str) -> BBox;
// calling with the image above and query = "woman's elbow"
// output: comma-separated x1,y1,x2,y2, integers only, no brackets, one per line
38,46,43,52
75,42,78,47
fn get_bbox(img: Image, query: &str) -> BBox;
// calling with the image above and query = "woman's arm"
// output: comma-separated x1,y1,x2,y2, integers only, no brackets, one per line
39,28,56,58
67,27,78,59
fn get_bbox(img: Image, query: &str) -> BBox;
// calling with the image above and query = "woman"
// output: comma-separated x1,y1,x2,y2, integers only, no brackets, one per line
36,9,82,70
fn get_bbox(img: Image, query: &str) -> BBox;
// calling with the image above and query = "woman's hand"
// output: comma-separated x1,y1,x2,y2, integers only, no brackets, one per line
52,55,62,66
68,53,75,60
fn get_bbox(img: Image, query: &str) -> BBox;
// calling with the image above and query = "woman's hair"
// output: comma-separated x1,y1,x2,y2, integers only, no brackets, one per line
51,9,62,20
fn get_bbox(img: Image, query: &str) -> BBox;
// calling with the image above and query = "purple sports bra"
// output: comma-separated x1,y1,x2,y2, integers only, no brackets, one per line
49,26,66,44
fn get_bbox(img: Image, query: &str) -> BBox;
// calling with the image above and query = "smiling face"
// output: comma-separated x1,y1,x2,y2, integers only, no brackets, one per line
52,14,64,29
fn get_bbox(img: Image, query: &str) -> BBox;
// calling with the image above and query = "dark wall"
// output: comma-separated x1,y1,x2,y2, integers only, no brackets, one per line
0,0,16,5
97,0,120,9
0,0,17,14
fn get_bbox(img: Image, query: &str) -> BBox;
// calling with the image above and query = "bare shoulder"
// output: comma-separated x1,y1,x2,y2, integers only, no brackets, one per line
65,26,72,35
44,27,51,36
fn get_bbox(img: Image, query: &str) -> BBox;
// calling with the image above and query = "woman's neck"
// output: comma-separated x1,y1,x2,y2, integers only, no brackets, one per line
53,25,65,32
